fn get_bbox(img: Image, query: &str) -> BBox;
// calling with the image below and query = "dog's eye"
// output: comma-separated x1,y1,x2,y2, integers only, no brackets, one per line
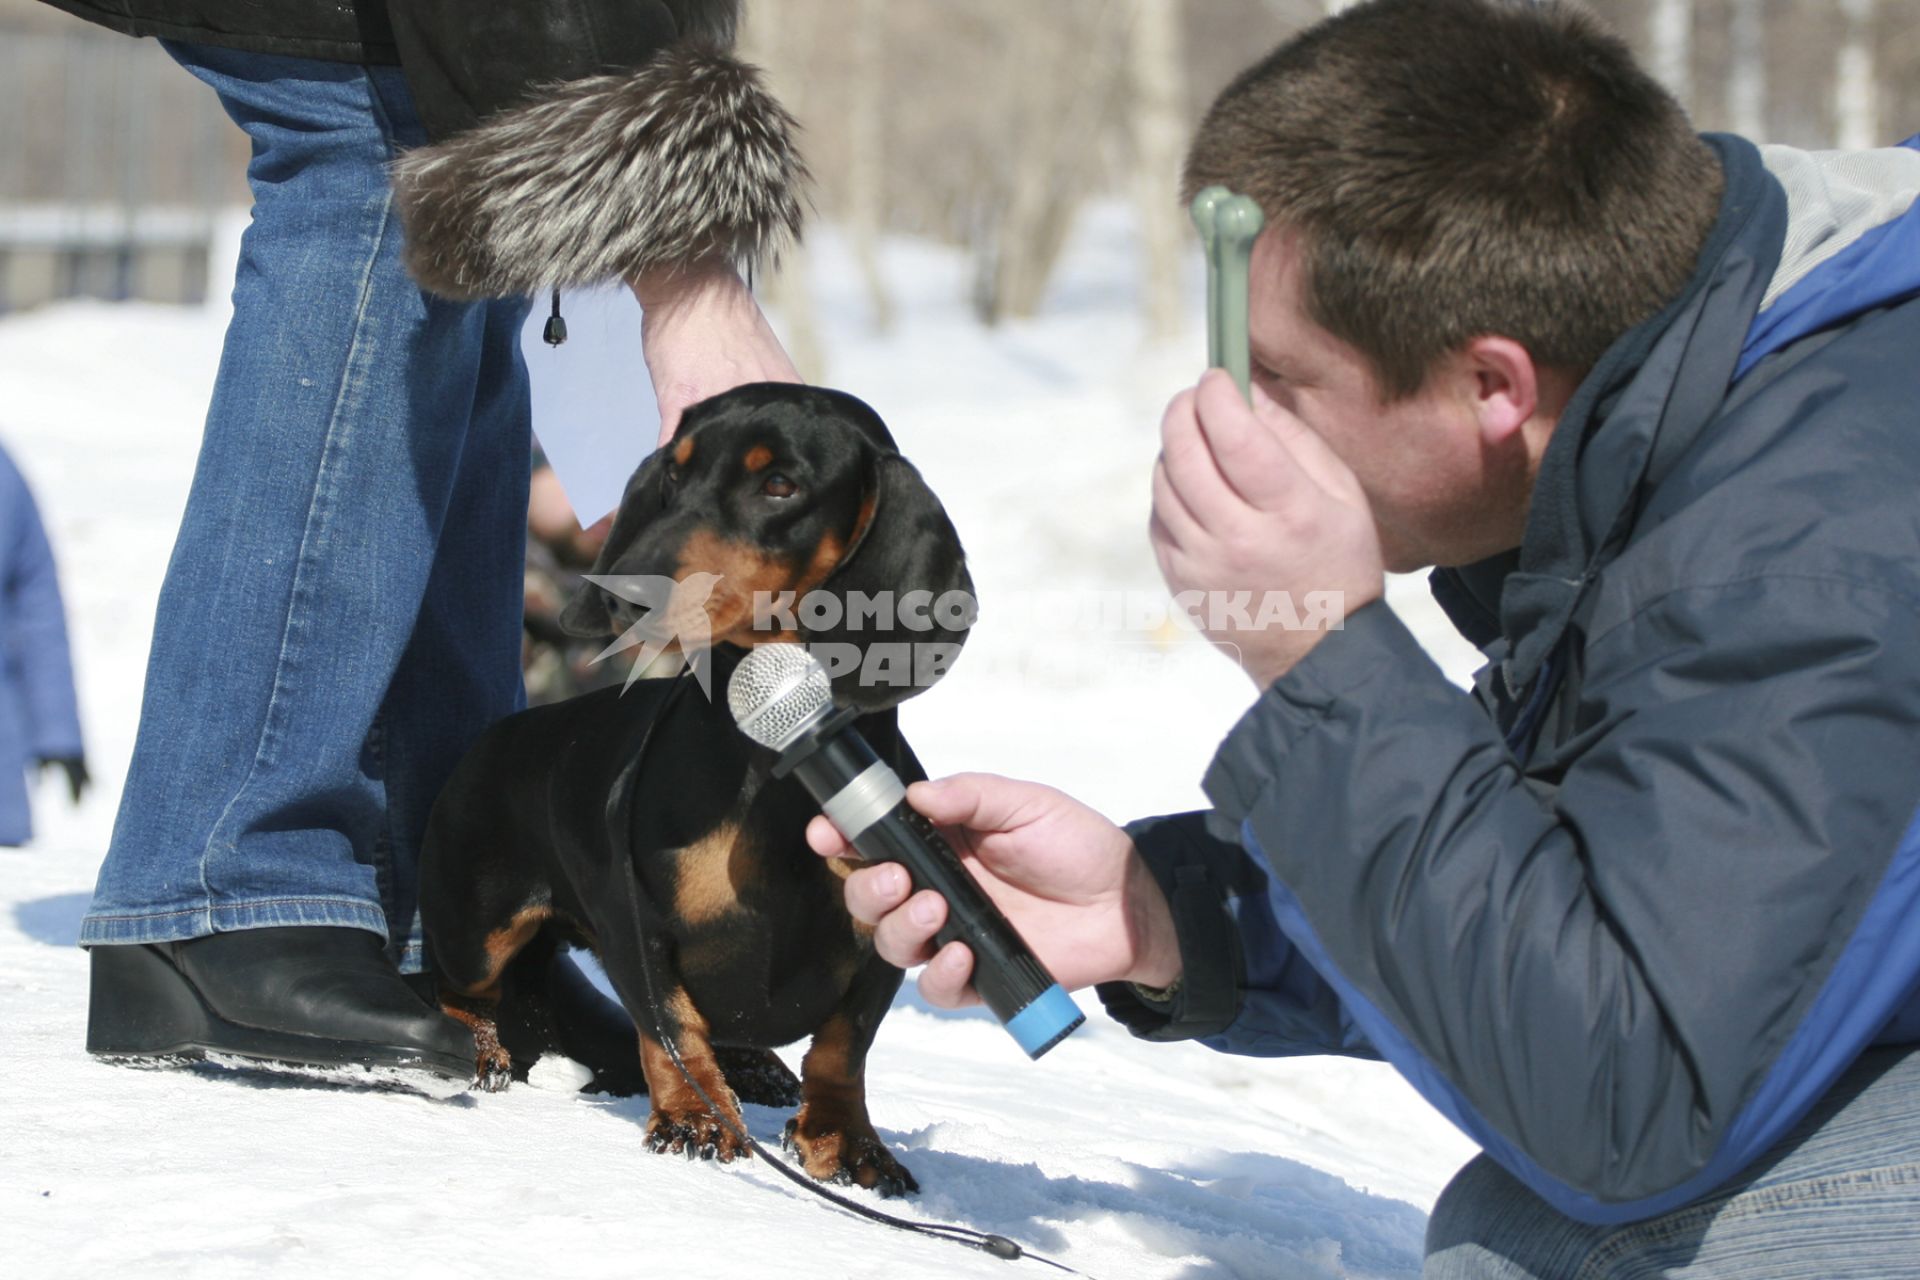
762,474,798,499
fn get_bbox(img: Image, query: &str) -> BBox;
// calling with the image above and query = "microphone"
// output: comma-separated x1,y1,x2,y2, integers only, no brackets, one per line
728,644,1085,1060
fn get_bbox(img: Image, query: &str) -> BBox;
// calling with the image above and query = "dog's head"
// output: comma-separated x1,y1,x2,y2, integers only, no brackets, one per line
559,383,974,710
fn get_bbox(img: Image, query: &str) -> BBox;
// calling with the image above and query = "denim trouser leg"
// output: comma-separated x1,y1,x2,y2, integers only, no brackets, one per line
1423,1046,1920,1278
371,297,534,971
81,42,531,964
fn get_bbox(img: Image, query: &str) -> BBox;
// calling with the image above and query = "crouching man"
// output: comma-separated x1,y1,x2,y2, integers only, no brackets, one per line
813,1,1920,1273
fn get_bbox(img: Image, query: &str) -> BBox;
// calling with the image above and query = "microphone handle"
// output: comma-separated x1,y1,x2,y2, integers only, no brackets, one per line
854,799,1061,1028
779,718,1084,1058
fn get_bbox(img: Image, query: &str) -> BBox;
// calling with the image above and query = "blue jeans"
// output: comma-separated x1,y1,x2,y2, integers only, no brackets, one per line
80,43,533,973
1424,1046,1920,1277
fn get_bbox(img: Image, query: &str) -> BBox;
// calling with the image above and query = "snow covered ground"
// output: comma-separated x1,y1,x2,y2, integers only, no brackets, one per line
0,206,1481,1278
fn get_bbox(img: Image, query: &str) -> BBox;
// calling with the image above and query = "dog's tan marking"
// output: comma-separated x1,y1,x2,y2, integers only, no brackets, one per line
672,435,696,466
786,1010,913,1191
447,904,552,1000
639,1019,734,1121
800,1014,860,1109
848,488,879,553
441,990,512,1088
638,991,749,1161
818,856,875,940
743,444,774,472
678,530,797,647
794,530,845,597
673,822,749,925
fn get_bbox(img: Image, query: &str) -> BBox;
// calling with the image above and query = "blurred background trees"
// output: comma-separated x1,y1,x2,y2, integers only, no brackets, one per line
2,0,1915,317
744,0,1917,336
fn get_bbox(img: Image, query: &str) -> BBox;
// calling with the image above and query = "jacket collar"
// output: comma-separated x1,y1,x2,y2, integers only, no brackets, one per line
1431,134,1787,696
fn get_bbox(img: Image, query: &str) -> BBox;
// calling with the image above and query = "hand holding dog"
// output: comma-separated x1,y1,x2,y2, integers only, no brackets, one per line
1151,369,1385,689
807,773,1181,1007
632,261,802,446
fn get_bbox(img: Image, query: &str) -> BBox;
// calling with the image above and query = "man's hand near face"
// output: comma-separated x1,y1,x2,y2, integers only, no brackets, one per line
1151,369,1387,689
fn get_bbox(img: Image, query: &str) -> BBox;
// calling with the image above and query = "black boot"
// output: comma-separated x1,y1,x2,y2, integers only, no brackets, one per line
87,927,476,1090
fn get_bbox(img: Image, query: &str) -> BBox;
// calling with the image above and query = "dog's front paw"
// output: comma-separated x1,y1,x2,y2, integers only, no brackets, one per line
646,1107,750,1163
782,1117,918,1197
473,1049,513,1093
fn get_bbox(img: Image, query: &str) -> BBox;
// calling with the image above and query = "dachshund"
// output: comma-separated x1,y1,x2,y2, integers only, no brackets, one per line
419,383,973,1196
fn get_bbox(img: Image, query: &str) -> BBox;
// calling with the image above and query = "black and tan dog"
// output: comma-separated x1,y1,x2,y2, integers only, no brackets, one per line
419,383,971,1195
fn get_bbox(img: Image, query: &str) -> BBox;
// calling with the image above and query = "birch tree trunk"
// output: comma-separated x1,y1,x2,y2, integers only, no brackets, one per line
1835,0,1879,149
739,1,824,379
972,2,1121,324
845,0,894,335
1649,0,1693,110
1128,0,1187,341
1725,0,1767,139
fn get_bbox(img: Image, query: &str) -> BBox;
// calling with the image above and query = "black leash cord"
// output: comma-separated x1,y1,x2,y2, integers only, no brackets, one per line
616,852,1087,1275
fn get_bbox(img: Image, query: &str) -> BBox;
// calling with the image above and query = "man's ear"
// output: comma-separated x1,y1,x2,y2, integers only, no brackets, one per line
1460,336,1541,448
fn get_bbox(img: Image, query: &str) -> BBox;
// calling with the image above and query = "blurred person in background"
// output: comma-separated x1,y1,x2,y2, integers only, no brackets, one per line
47,0,805,1088
0,439,86,847
522,451,623,707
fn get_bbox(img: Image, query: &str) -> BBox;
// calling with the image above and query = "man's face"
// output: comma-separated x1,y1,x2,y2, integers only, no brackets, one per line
1246,228,1536,572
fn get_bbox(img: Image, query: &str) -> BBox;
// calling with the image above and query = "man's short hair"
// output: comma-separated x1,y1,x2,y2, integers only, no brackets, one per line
1185,0,1722,399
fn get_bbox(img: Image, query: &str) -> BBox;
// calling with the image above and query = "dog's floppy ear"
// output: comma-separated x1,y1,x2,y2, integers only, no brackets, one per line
557,450,670,640
806,446,975,709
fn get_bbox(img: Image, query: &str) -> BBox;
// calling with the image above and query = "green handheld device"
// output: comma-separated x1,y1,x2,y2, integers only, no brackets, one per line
1190,186,1265,401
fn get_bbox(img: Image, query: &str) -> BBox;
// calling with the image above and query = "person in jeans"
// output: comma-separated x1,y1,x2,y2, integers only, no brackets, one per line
51,0,803,1084
821,1,1920,1273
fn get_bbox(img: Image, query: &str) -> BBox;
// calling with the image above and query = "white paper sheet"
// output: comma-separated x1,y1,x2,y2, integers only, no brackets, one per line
518,283,657,525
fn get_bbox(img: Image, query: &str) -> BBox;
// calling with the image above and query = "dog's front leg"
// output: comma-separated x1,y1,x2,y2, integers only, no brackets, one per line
783,955,917,1196
636,986,751,1163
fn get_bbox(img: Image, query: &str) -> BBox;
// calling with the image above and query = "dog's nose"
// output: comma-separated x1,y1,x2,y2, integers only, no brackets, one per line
606,590,652,629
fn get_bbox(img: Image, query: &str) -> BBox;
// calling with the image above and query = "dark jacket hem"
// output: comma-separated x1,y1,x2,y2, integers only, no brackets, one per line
35,0,398,64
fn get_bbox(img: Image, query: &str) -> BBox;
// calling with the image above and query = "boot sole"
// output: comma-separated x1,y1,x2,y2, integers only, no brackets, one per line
87,942,476,1092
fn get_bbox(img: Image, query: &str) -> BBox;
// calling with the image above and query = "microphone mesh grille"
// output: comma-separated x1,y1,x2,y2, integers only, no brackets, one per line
728,644,832,748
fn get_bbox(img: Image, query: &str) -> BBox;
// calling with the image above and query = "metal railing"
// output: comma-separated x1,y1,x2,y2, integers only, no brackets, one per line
0,30,241,310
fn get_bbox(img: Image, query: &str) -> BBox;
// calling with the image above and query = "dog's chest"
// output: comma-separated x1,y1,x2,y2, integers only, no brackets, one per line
655,775,872,1046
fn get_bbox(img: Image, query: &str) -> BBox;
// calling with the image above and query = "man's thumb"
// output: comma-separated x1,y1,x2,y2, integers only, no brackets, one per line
905,775,972,825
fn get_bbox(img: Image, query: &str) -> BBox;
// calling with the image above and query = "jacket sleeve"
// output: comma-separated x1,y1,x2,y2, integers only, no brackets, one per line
385,0,806,299
0,458,83,760
1095,809,1376,1059
1200,587,1920,1224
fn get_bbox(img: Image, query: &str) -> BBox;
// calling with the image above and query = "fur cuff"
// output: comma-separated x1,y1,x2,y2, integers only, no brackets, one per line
392,44,807,299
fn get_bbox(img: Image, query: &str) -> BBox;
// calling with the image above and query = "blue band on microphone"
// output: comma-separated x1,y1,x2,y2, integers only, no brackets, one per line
1006,983,1085,1059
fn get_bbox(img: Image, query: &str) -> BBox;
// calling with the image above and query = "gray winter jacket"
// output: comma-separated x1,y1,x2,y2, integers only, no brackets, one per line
1099,133,1920,1225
